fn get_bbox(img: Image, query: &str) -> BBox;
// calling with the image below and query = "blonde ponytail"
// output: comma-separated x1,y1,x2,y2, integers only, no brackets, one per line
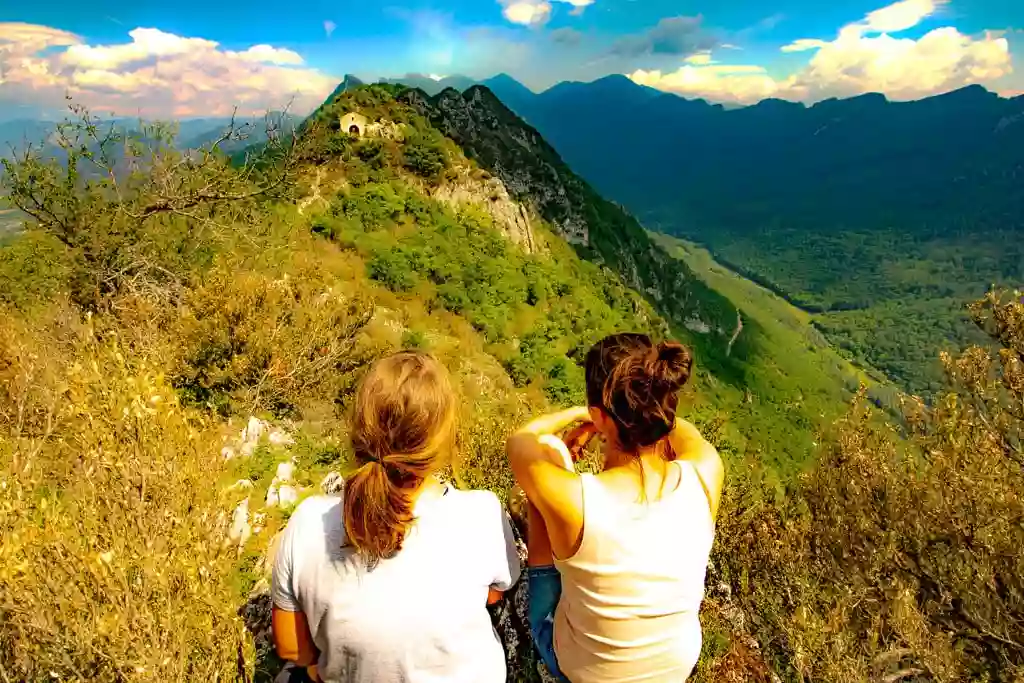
342,351,456,564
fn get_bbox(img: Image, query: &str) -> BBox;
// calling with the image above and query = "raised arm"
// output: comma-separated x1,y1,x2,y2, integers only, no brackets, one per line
506,407,589,560
510,406,591,442
668,418,725,520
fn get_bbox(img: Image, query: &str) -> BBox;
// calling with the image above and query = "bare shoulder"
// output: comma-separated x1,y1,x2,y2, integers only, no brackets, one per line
692,446,724,489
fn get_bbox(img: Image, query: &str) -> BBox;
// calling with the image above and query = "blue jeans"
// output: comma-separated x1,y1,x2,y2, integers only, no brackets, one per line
528,566,570,682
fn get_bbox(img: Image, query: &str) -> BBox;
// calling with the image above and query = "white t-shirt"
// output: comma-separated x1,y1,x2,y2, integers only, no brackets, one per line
272,486,522,683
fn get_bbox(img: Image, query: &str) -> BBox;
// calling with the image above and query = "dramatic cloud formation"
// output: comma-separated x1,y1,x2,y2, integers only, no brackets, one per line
0,23,336,117
631,0,1012,104
788,27,1010,101
611,15,718,57
0,23,79,56
631,64,781,104
498,0,594,27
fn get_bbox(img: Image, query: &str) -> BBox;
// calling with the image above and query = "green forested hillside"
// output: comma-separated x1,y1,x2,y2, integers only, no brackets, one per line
480,76,1024,396
298,83,859,470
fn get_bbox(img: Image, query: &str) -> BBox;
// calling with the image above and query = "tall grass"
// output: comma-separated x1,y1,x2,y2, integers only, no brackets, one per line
0,302,250,680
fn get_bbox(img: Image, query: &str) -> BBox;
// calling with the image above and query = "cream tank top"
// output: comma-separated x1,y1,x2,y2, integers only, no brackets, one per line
552,460,715,682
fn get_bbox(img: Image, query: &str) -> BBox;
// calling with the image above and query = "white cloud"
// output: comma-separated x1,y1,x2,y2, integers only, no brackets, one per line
0,22,79,53
503,1,552,26
231,44,305,65
781,39,829,53
62,28,216,69
864,0,945,33
0,22,337,117
634,0,1012,105
631,64,784,104
499,0,594,26
684,52,714,65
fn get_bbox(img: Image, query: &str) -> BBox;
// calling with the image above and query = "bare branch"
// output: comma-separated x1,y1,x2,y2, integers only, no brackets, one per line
880,668,925,683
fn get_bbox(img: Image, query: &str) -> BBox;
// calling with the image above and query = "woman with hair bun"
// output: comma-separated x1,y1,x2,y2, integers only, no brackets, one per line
507,334,725,682
272,351,521,683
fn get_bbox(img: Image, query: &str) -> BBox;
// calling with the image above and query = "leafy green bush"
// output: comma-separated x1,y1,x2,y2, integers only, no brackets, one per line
316,180,656,403
402,134,447,180
367,249,417,292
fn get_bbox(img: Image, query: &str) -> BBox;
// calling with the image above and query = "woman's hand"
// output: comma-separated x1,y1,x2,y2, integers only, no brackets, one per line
563,422,598,462
512,406,591,439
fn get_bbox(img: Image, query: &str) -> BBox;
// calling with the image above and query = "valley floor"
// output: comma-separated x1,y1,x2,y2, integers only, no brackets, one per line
652,232,898,476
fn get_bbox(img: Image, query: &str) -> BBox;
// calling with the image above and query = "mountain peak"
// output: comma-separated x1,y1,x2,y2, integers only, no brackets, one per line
378,73,476,96
592,73,635,86
485,73,529,88
809,91,888,114
932,83,996,102
322,74,365,106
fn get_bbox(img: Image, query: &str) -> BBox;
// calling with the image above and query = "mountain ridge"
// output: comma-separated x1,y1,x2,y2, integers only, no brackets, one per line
445,72,1024,395
294,79,866,466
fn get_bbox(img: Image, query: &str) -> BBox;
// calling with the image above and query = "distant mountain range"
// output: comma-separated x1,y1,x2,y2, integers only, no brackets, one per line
5,72,1022,392
381,72,1024,394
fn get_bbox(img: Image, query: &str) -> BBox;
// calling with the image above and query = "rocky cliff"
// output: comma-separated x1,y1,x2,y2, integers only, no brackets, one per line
396,86,743,370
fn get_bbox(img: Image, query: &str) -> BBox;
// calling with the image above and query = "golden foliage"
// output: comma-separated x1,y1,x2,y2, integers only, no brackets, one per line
0,304,250,680
714,290,1024,682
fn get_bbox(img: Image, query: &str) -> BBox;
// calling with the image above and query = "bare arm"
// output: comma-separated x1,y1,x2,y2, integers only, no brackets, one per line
272,607,320,667
506,407,589,560
668,418,725,520
511,406,591,441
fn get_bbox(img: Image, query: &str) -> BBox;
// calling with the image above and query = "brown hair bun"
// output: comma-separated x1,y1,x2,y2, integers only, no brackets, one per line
584,334,693,452
653,341,693,392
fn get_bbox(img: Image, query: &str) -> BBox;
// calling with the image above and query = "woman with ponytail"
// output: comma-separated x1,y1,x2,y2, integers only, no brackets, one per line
272,351,521,683
507,334,725,682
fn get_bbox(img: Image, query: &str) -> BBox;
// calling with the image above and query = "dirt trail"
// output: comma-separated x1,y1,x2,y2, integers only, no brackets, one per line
726,309,743,357
298,167,326,216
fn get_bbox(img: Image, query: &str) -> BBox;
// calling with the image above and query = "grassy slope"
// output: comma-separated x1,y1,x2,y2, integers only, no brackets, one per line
300,84,862,474
0,208,21,234
652,233,889,475
694,226,1005,396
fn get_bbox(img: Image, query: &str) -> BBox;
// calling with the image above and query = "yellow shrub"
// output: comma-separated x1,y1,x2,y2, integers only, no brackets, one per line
171,265,379,419
0,304,253,681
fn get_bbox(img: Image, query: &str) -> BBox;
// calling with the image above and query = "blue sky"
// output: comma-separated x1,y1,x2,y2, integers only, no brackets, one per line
1,0,1021,118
